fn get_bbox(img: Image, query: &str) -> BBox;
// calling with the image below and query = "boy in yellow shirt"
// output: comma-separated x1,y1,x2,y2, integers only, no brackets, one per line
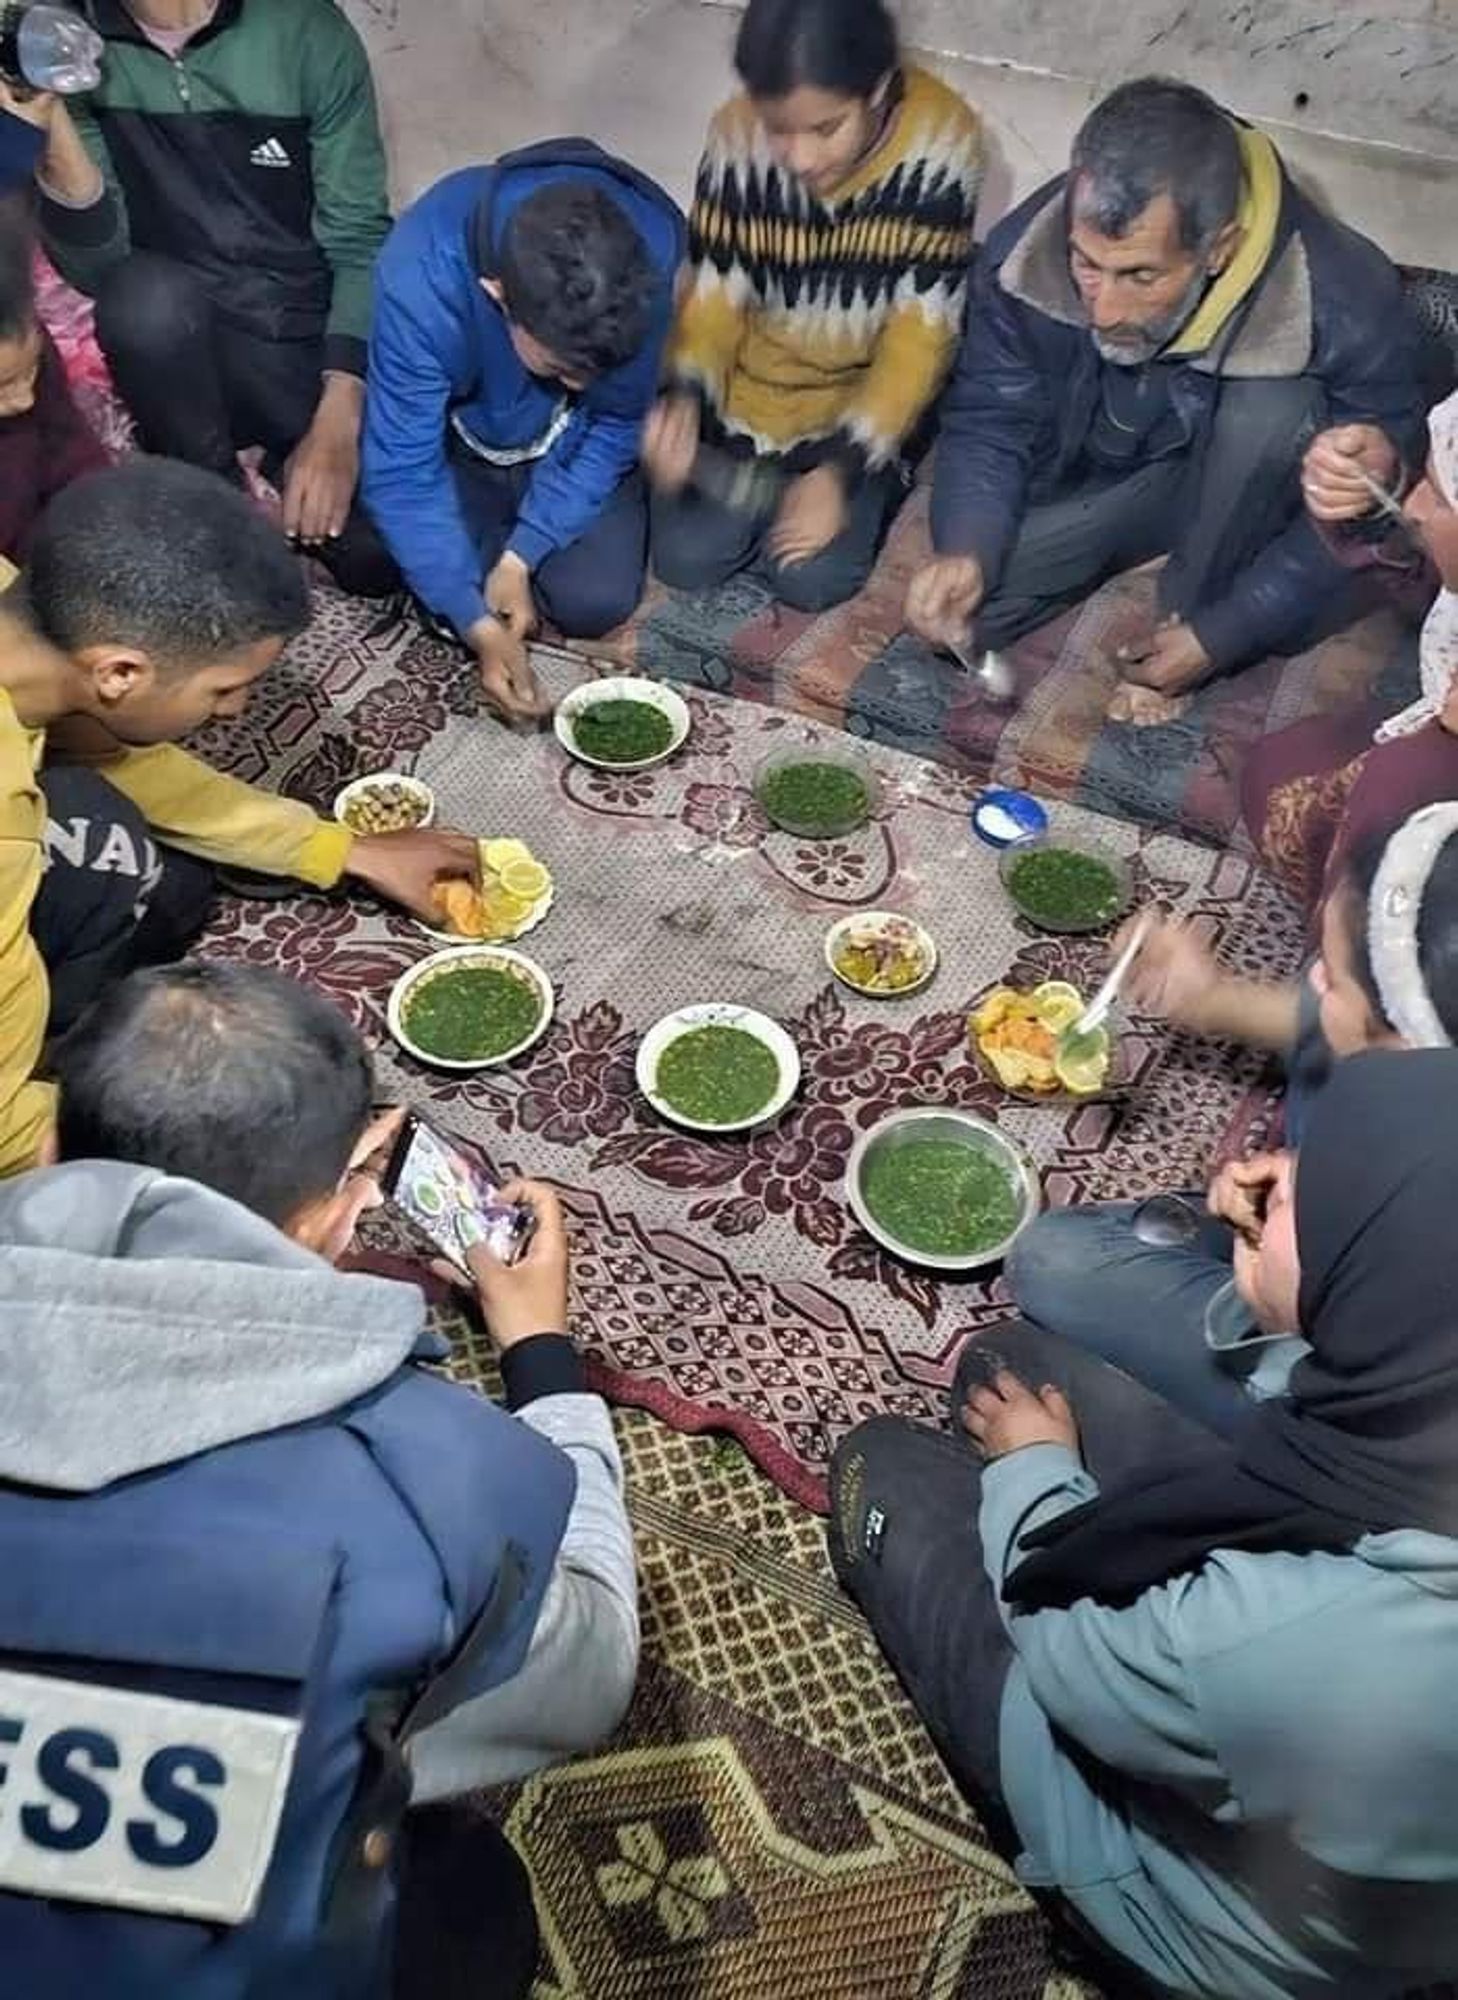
0,457,476,1175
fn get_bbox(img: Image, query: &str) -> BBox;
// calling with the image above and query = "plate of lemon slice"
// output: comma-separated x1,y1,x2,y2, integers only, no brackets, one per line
969,979,1124,1100
423,837,555,945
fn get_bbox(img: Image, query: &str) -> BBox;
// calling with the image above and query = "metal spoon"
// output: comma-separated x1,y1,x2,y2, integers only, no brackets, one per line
1130,1193,1203,1249
947,641,1016,705
1349,463,1429,560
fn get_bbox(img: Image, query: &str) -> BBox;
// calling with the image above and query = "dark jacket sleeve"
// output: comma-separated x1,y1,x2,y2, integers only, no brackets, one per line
929,252,1054,590
1189,221,1427,673
300,2,392,377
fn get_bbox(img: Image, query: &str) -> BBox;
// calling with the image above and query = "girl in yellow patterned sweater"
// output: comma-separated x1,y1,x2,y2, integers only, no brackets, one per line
643,0,982,613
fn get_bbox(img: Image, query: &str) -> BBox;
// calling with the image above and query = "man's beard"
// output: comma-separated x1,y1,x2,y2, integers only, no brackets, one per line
1092,262,1214,366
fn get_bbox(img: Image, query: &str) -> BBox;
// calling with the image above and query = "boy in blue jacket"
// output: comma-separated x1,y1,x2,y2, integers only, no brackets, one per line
363,140,684,720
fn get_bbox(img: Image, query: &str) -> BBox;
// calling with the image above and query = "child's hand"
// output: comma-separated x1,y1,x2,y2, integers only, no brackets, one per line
1119,911,1219,1029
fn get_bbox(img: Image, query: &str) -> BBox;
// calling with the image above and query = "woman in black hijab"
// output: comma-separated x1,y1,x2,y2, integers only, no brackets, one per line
830,1050,1458,1999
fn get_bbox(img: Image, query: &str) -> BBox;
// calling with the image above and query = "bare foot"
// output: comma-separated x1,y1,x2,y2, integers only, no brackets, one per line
1107,681,1192,728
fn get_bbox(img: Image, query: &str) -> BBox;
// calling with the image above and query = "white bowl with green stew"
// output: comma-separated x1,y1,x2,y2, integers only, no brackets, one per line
555,676,691,771
388,946,554,1071
636,1003,800,1134
847,1108,1041,1272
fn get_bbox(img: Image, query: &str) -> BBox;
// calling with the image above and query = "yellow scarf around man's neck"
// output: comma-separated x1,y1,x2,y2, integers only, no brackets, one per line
1163,125,1282,359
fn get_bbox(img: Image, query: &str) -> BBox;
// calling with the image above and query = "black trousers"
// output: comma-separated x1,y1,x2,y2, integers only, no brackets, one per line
448,437,650,639
392,1805,537,2000
975,376,1349,657
827,1321,1211,1831
92,252,400,600
32,766,214,1034
650,462,907,615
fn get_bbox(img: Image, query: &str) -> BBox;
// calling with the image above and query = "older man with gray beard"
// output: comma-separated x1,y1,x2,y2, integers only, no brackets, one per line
906,77,1425,721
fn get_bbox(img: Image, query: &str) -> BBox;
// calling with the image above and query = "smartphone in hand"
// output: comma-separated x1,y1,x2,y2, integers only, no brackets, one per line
381,1115,534,1271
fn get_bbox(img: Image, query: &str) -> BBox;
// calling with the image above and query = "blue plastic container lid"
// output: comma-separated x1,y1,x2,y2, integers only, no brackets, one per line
971,788,1048,849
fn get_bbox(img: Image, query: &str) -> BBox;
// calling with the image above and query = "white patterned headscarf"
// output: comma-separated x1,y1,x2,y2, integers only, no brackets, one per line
1367,800,1458,1045
1375,390,1458,742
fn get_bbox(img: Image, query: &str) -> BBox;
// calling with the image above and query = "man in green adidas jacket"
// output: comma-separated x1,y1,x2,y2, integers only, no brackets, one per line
31,0,397,597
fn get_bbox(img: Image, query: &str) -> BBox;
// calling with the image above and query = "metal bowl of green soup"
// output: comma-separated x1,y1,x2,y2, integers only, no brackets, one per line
754,743,877,839
636,1003,801,1135
999,835,1132,935
555,676,691,772
388,946,554,1072
848,1109,1041,1273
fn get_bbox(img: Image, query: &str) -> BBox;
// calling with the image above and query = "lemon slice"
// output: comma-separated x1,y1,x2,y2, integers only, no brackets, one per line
1030,981,1085,1032
473,888,533,939
1053,1027,1111,1096
481,837,532,874
499,856,551,902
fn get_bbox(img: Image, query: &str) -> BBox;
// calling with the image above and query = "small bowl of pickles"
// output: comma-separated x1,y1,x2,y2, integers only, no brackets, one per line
824,912,937,1000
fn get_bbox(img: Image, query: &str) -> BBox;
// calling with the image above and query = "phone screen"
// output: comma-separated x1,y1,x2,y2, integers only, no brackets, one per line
383,1118,531,1270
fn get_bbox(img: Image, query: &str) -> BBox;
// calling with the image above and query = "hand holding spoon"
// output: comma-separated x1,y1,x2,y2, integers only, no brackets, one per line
946,641,1016,706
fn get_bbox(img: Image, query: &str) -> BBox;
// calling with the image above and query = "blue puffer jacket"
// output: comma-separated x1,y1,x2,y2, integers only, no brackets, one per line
0,1164,576,1999
931,152,1427,672
362,138,684,637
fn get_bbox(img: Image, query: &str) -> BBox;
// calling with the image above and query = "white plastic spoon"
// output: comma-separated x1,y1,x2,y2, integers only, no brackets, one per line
1057,911,1152,1063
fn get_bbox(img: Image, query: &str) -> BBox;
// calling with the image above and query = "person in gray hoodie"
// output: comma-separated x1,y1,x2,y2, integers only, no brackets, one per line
831,1048,1458,1999
0,959,637,1998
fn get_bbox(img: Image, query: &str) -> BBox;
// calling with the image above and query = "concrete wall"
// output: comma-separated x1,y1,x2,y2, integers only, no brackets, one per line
342,0,1458,268
896,0,1458,161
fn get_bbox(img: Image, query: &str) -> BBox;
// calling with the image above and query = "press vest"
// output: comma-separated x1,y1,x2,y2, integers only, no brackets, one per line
0,1365,575,1998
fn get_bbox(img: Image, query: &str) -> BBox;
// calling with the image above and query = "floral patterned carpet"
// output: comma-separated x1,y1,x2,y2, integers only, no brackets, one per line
200,588,1305,1509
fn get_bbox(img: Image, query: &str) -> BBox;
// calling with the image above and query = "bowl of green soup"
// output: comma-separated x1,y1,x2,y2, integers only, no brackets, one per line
555,676,691,771
754,743,877,839
999,835,1132,935
847,1108,1040,1272
388,946,554,1071
636,1003,800,1134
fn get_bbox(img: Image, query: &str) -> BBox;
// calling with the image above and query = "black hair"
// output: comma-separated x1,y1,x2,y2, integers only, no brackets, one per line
24,457,310,672
733,0,899,100
0,194,36,345
1069,77,1242,252
1339,820,1458,1041
494,182,656,379
53,961,375,1226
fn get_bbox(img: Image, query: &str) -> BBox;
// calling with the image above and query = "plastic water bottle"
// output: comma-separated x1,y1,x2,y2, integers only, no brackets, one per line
0,4,104,95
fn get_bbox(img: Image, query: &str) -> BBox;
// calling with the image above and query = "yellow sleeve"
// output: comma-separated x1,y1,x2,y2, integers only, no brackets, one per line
0,707,56,1178
75,742,355,888
0,852,57,1176
664,107,756,410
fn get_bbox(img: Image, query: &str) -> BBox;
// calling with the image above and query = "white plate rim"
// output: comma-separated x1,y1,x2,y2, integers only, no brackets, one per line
846,1107,1042,1273
332,770,437,830
823,910,939,999
553,676,692,772
387,945,555,1071
635,1002,801,1134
